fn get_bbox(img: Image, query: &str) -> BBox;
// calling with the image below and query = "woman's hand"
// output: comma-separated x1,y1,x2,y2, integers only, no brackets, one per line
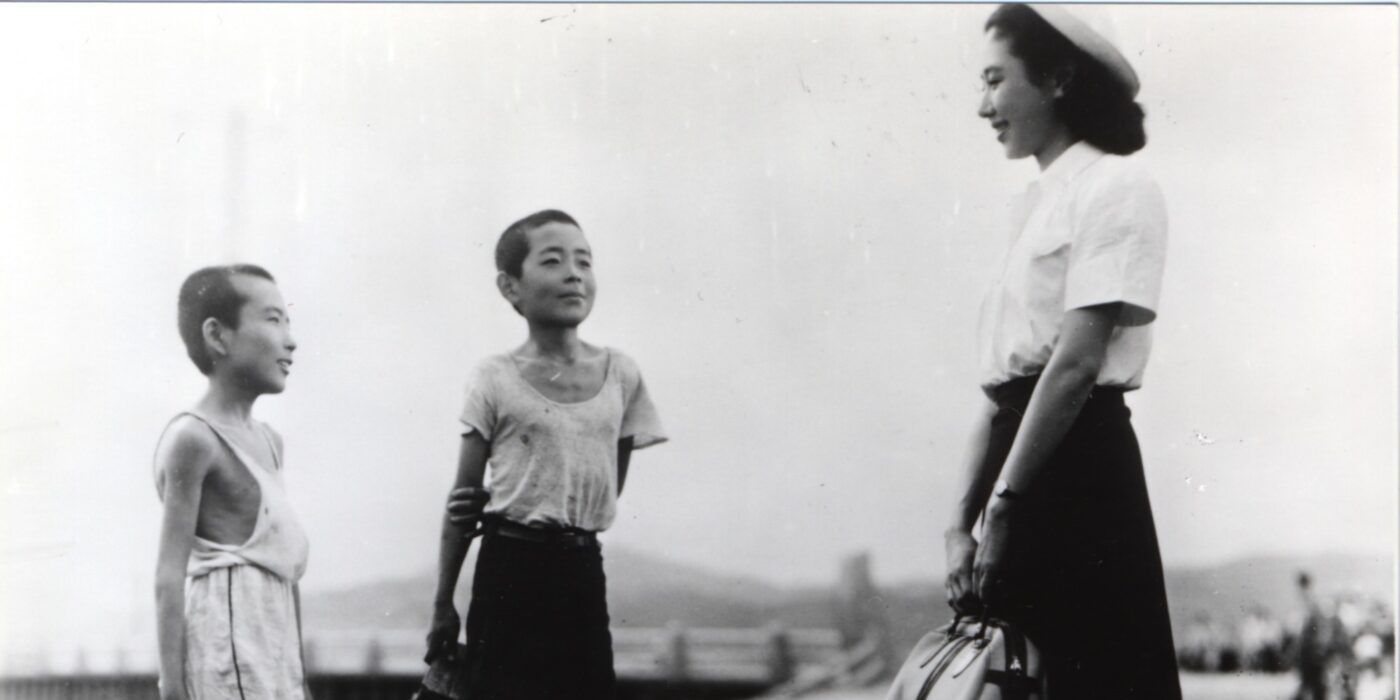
424,603,462,665
944,528,979,613
973,502,1014,606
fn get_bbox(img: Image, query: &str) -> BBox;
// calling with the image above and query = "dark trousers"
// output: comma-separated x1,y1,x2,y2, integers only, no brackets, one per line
463,531,616,699
986,376,1182,699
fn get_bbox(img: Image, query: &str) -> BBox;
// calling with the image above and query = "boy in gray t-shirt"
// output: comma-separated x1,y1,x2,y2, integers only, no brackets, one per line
422,209,666,699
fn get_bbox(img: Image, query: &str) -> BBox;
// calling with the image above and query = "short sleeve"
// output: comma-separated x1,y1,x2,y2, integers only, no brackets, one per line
1063,164,1168,326
616,353,667,450
458,361,499,439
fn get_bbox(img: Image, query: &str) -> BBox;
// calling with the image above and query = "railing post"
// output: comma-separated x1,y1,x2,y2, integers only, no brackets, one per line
833,551,896,682
764,622,795,684
364,635,385,674
658,621,689,680
303,638,318,673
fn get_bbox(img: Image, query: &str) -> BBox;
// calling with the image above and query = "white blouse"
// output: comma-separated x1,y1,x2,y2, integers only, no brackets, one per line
977,141,1168,391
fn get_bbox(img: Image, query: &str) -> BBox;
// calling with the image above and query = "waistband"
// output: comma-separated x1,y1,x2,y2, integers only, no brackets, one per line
987,374,1127,409
482,516,598,548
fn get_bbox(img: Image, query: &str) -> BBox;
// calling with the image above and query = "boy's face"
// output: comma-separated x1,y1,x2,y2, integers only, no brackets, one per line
503,222,596,327
217,275,297,394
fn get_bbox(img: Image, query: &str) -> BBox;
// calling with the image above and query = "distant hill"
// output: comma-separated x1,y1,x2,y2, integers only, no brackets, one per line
302,548,1392,657
1163,551,1393,636
303,545,813,634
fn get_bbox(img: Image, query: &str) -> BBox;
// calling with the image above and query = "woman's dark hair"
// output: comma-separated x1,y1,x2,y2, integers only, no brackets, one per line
495,209,580,278
177,264,276,375
986,3,1147,155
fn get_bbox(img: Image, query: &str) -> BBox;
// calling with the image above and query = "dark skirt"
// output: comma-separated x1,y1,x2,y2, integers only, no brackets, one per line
462,531,616,699
985,376,1181,699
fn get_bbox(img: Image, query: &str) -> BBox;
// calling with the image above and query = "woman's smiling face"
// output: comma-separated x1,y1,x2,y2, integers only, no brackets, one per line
508,222,597,328
977,31,1064,161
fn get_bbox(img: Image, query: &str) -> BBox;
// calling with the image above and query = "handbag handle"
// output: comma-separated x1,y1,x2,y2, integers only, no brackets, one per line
972,608,994,648
947,608,993,642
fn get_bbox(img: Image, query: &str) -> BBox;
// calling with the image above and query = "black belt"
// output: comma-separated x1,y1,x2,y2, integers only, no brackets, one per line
482,517,598,548
987,374,1128,408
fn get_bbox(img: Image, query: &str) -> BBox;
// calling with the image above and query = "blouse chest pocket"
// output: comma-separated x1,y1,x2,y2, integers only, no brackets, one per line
1010,218,1070,279
1028,233,1069,261
1022,197,1074,259
1005,201,1072,306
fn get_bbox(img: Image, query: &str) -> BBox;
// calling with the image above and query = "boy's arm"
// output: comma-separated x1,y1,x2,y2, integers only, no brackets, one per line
153,425,216,700
294,584,313,699
616,437,635,497
425,432,490,664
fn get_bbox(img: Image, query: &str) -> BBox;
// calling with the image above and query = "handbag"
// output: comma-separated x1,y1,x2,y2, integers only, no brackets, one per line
884,611,1044,700
412,642,471,700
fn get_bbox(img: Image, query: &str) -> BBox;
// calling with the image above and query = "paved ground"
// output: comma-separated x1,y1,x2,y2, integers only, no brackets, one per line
803,672,1299,699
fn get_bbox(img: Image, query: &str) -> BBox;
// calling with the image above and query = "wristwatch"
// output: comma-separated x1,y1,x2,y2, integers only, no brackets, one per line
994,478,1022,501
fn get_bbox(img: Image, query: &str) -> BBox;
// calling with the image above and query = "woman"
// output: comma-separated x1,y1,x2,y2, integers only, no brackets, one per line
943,4,1182,697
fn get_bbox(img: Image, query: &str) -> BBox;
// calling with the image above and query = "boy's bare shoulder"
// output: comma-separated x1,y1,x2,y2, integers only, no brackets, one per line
261,422,286,462
155,415,222,479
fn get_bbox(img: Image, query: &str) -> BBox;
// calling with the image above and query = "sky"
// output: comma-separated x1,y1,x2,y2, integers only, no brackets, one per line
1,2,1396,659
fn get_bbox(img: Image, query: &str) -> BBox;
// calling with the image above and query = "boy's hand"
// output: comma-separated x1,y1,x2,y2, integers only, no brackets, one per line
424,604,462,665
446,487,491,532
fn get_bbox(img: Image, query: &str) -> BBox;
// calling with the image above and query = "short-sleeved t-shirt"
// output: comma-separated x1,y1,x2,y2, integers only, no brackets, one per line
977,141,1168,390
459,348,666,532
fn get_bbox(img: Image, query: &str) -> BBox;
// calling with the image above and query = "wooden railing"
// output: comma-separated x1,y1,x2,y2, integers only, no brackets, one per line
613,624,843,684
2,553,896,699
0,625,850,700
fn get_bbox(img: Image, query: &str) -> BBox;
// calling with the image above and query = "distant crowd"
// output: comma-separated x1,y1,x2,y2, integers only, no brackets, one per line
1177,575,1394,700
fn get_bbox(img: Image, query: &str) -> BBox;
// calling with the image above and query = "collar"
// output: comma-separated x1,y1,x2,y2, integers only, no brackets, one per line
1036,141,1105,194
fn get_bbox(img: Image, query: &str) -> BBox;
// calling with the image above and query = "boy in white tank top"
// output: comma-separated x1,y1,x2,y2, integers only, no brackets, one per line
153,265,310,700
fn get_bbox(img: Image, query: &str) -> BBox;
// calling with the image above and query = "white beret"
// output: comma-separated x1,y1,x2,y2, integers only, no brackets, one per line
1028,4,1140,98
